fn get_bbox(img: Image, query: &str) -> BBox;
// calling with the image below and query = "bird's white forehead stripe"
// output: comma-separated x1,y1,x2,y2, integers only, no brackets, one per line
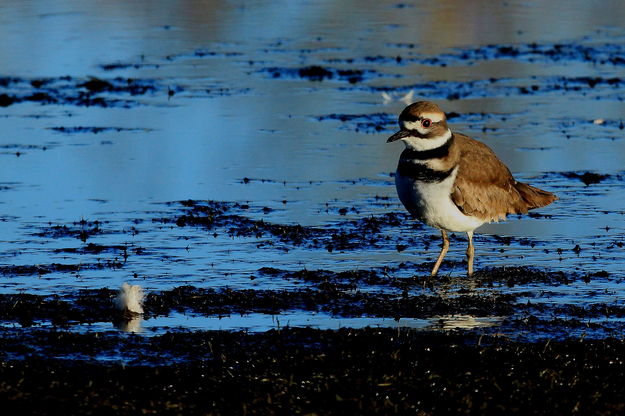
401,113,445,130
421,112,445,122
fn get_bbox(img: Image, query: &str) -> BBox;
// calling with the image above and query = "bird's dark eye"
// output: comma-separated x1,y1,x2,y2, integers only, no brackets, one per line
421,118,432,128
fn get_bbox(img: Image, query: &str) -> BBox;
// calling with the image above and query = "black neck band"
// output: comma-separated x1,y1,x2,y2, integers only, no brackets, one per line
397,163,455,182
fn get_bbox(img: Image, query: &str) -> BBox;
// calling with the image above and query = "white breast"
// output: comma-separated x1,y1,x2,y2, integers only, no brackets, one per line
395,166,485,232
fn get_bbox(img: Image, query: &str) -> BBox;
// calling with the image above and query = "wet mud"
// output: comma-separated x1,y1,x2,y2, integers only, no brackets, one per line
0,260,124,278
0,256,623,413
344,75,625,102
0,281,514,327
0,76,163,108
559,171,613,186
49,126,149,134
0,143,51,157
422,42,625,67
329,40,625,69
1,328,625,415
160,199,417,252
0,250,623,413
1,264,620,341
1,192,620,339
34,219,112,242
158,199,625,273
261,65,384,84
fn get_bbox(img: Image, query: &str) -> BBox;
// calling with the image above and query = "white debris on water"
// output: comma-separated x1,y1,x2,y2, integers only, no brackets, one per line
115,282,144,314
382,89,414,105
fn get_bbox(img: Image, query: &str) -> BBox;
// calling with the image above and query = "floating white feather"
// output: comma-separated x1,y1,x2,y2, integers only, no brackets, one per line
381,89,414,105
400,90,414,105
115,282,144,314
381,91,393,104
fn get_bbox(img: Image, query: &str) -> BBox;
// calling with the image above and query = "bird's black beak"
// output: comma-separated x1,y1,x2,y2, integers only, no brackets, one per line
386,129,410,143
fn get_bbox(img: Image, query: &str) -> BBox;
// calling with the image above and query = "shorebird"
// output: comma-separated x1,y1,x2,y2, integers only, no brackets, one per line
387,101,557,276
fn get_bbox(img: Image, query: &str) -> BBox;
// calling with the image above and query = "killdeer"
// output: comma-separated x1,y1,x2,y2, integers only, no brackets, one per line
387,101,557,276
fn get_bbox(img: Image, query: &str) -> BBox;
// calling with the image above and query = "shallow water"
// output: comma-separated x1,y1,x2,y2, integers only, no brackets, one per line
1,0,625,338
17,312,502,335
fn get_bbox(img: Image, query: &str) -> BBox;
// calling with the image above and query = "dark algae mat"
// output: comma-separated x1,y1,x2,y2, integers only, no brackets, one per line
1,329,624,415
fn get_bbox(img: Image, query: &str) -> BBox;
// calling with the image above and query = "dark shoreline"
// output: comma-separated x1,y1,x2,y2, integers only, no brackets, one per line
1,199,622,413
1,328,624,415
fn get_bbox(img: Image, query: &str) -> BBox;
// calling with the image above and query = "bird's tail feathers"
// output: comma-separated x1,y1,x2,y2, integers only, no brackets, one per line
515,181,557,210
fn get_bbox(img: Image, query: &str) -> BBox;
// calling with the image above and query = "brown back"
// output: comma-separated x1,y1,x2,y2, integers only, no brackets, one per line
450,133,557,221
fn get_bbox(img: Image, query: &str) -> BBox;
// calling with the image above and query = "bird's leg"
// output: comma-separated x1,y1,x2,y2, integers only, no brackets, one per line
431,229,449,276
466,231,475,276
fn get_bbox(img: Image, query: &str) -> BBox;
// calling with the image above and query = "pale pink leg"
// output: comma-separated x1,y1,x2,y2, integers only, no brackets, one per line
431,230,450,276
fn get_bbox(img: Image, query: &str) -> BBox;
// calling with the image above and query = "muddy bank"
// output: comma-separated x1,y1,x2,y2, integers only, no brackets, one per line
12,197,614,296
158,200,563,255
424,42,625,66
1,328,624,415
0,284,513,327
157,199,418,252
49,126,150,134
260,65,383,83
0,262,618,339
11,198,613,286
329,40,625,68
0,76,163,108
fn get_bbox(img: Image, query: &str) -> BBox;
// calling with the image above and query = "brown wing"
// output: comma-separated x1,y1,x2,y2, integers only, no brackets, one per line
450,133,557,222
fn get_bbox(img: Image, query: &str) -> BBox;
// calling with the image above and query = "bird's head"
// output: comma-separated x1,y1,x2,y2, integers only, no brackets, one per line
387,101,451,151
